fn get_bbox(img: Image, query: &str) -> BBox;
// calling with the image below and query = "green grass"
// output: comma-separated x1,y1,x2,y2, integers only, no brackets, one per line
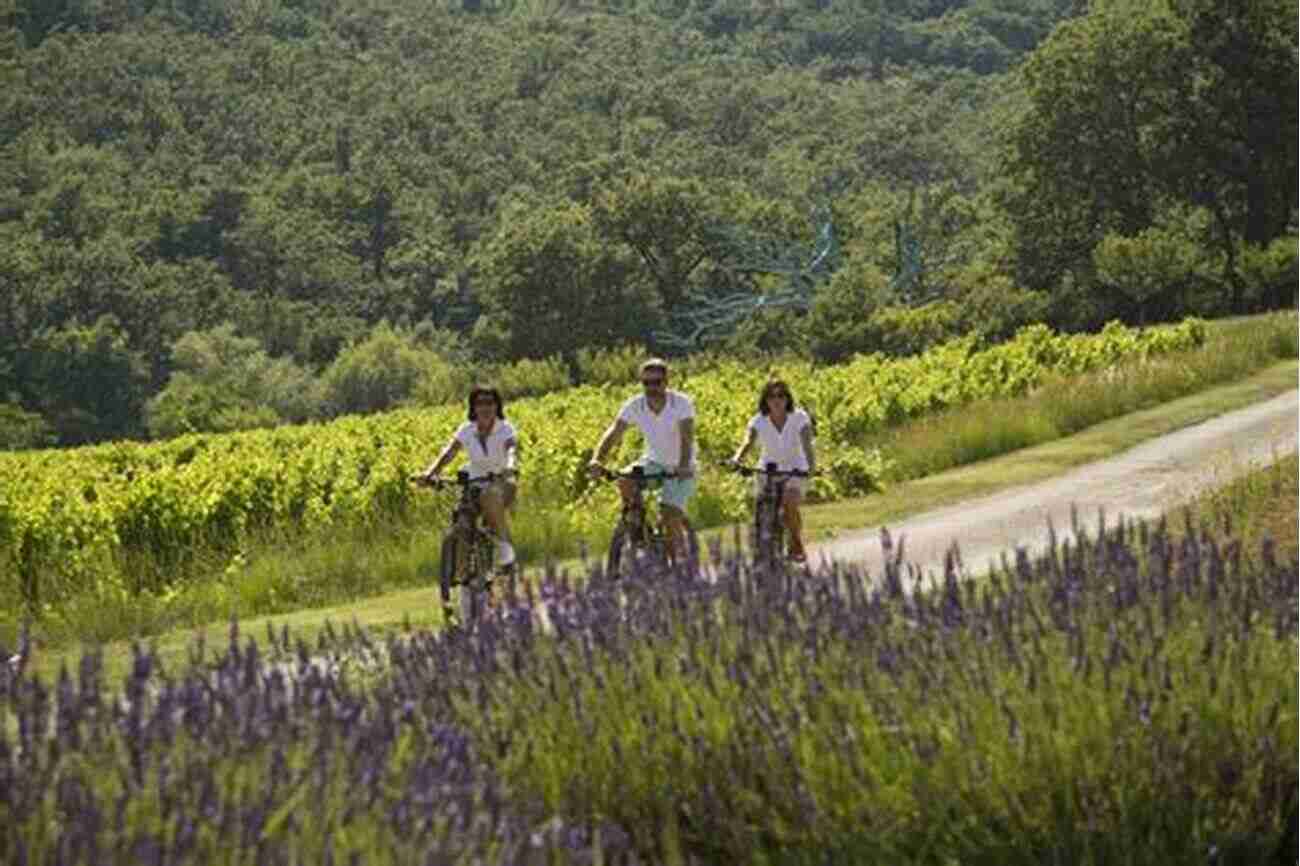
874,310,1297,481
1174,452,1299,560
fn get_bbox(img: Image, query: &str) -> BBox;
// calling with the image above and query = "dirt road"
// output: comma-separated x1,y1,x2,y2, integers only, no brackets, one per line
809,389,1299,584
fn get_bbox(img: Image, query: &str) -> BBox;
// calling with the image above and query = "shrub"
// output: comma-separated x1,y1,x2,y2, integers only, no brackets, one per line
319,322,441,416
1238,235,1299,312
0,403,55,451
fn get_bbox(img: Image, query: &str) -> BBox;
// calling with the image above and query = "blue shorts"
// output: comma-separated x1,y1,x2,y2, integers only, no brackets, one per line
628,459,696,512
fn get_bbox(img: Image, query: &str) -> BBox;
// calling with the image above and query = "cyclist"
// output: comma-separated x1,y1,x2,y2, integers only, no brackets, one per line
727,379,816,563
588,358,696,563
420,384,519,569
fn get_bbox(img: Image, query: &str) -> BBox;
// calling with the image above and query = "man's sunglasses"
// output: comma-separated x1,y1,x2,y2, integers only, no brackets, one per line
641,377,665,387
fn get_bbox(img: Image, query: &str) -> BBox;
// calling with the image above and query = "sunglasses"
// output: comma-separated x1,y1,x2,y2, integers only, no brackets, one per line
641,377,665,387
767,391,790,400
473,397,497,406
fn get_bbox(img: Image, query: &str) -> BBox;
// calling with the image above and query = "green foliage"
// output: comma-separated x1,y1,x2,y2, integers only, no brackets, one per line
0,0,1289,447
145,324,320,437
1002,0,1298,314
1092,222,1216,325
473,199,655,363
1237,235,1299,313
319,322,439,416
861,301,963,356
0,402,54,450
806,264,895,364
21,315,148,444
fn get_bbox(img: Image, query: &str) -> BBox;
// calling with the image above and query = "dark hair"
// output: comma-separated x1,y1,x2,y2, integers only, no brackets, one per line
466,385,505,421
757,379,796,415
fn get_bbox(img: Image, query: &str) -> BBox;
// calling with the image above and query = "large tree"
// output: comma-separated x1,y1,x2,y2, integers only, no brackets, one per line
472,199,655,371
1001,0,1297,310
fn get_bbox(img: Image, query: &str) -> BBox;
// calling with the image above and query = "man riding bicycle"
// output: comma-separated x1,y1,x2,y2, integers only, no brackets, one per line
420,384,519,569
588,358,696,564
727,379,816,563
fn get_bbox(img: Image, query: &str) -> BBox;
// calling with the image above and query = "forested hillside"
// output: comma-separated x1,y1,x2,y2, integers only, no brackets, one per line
0,0,1295,447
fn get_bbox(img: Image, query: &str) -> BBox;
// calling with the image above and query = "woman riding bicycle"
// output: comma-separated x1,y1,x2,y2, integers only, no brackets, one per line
420,385,519,569
727,379,816,563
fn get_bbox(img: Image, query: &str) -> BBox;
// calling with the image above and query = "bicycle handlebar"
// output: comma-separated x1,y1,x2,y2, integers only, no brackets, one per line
592,465,683,483
410,469,514,489
720,461,817,479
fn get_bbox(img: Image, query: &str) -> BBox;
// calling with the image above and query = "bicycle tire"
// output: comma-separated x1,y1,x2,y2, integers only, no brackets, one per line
465,533,495,626
606,526,629,579
439,533,462,624
681,520,702,578
753,494,785,570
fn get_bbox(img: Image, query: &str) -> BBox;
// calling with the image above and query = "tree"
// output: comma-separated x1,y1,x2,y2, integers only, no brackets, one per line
1001,0,1298,313
590,173,717,311
20,314,149,444
473,199,654,370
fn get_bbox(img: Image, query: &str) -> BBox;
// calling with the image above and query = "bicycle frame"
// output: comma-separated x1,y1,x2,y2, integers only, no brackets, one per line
413,469,509,628
596,465,697,577
726,461,811,568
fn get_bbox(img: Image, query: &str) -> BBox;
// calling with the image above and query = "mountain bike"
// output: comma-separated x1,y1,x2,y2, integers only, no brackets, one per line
594,465,700,579
724,461,814,570
411,470,515,628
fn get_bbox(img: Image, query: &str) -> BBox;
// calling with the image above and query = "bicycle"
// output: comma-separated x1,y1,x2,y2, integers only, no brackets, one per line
594,465,700,579
724,461,815,570
411,469,515,628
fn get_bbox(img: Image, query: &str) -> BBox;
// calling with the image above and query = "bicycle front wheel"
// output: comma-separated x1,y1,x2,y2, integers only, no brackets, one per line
753,497,784,570
439,533,463,624
606,526,629,579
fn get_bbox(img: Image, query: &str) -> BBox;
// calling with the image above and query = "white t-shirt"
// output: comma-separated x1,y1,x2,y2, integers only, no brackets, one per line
454,419,517,479
747,409,813,472
617,391,696,468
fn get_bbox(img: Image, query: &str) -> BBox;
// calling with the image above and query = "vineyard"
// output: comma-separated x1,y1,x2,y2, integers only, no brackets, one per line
0,320,1206,611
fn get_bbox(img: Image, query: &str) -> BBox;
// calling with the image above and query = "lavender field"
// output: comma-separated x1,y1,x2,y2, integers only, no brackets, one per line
3,514,1296,865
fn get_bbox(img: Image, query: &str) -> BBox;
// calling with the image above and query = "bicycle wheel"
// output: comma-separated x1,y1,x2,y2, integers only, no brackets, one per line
439,533,463,624
753,495,784,570
680,520,702,579
606,526,629,579
461,534,494,626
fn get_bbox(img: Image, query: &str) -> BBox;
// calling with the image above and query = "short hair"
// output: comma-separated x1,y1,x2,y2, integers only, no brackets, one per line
640,358,669,377
757,379,796,415
466,385,505,420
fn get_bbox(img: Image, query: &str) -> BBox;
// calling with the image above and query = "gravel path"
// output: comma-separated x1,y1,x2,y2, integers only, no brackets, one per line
808,389,1299,583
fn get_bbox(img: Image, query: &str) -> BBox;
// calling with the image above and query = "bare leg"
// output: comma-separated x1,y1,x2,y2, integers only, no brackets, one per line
782,488,806,561
480,487,515,565
661,505,689,565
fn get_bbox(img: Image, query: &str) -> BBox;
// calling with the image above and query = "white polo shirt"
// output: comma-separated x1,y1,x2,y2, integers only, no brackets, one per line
454,419,517,479
618,391,696,469
747,409,812,472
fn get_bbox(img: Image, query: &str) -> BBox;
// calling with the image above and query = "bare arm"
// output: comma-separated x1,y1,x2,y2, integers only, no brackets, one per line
800,425,816,474
423,436,462,478
731,427,757,465
677,417,695,476
504,437,519,474
591,418,629,465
